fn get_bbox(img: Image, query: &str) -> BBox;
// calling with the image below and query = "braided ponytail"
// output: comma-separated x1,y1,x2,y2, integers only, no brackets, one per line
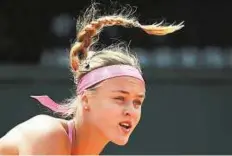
69,4,184,75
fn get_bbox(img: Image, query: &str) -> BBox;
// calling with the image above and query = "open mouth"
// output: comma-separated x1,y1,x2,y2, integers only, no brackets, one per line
119,121,132,132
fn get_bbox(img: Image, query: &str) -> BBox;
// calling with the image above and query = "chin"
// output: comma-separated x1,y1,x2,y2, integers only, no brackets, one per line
111,137,129,146
115,141,128,146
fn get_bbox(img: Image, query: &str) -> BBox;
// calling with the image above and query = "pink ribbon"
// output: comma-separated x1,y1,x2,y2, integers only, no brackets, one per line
31,95,67,112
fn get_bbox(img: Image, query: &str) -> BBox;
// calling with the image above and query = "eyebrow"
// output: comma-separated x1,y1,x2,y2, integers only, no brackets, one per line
111,90,145,98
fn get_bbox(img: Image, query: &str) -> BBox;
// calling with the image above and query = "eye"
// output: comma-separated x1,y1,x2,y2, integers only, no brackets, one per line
114,96,125,102
133,100,142,108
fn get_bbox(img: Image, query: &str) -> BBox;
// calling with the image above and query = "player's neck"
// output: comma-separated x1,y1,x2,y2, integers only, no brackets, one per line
72,121,109,155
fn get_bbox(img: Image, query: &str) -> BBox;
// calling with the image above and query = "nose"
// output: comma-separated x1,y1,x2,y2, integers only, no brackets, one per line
123,103,138,118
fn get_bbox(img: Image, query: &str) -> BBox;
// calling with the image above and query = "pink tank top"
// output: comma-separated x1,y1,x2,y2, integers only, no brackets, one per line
67,121,74,144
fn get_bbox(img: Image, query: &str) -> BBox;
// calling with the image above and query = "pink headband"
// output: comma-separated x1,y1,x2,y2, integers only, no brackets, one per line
31,65,144,112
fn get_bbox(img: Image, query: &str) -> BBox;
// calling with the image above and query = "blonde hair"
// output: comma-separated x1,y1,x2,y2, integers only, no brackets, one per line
59,3,184,124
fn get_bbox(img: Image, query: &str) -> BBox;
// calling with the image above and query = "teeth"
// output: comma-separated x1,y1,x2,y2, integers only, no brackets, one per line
121,123,129,126
119,122,131,129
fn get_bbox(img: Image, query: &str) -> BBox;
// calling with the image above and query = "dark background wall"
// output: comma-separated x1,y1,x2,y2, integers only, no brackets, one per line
1,0,232,154
1,0,232,63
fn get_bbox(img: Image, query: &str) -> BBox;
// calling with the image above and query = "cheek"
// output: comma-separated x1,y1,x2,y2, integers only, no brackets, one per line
134,108,142,126
90,99,121,120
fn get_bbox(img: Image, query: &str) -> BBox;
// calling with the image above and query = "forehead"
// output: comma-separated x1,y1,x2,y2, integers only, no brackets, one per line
99,76,146,93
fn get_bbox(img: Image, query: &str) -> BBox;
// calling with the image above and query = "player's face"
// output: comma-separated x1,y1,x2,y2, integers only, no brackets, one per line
85,76,145,145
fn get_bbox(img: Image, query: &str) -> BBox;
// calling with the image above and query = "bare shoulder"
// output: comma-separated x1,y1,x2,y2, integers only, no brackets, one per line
0,114,71,155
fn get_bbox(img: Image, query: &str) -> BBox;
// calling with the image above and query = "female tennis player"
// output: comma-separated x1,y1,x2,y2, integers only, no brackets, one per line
0,3,184,155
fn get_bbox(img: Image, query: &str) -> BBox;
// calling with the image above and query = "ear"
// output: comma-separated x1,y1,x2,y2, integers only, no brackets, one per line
80,90,92,111
80,91,88,105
